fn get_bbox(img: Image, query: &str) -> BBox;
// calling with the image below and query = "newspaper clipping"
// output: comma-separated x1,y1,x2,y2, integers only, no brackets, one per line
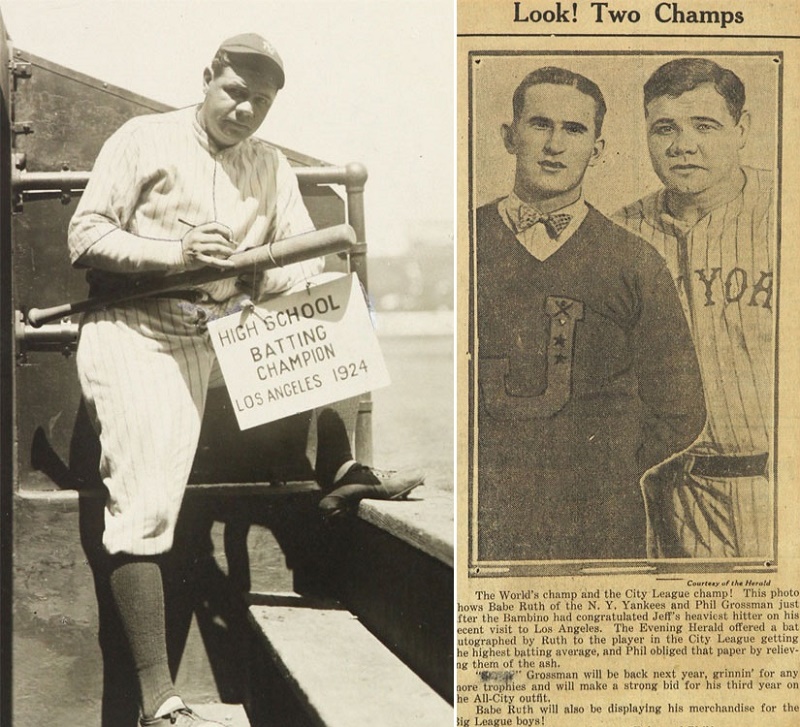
458,1,800,725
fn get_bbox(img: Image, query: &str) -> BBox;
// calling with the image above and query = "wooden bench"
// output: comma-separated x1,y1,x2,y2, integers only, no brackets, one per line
247,592,452,727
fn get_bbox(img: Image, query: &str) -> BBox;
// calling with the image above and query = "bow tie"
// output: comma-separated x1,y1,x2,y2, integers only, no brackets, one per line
515,205,572,239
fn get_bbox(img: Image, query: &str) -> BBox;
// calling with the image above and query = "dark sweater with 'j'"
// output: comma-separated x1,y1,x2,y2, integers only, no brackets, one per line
475,202,706,561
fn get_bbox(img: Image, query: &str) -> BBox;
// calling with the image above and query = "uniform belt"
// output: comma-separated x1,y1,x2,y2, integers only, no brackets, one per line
690,453,768,478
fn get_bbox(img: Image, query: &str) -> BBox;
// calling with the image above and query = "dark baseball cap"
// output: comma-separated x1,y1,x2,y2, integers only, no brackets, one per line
218,33,285,89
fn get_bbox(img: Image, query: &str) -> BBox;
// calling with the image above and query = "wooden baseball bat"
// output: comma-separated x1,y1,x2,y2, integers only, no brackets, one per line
26,224,356,328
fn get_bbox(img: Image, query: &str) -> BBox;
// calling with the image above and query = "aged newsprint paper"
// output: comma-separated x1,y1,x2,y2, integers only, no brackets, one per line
458,1,800,726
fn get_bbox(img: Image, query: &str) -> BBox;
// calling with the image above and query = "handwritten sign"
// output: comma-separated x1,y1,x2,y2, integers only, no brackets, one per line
207,273,390,430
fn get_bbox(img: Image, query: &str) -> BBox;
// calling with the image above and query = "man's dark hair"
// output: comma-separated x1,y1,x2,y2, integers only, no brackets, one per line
210,49,233,78
644,58,746,122
512,67,607,137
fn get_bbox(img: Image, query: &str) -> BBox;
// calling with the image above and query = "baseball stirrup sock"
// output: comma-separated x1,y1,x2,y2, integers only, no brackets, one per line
109,558,177,719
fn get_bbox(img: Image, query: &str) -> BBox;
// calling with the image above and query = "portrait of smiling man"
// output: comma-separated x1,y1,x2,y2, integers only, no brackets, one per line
615,58,775,560
473,66,706,562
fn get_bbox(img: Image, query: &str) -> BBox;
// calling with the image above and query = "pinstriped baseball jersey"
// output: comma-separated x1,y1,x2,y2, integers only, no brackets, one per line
614,166,774,558
69,106,322,300
69,105,322,555
614,166,773,456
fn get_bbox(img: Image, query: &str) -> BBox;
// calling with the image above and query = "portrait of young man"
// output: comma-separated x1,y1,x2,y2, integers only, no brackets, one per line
470,65,706,563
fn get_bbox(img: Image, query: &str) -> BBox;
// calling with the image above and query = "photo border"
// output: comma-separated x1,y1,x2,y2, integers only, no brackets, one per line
466,49,783,578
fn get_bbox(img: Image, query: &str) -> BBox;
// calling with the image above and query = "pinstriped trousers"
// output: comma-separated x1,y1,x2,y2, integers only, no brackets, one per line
77,297,231,556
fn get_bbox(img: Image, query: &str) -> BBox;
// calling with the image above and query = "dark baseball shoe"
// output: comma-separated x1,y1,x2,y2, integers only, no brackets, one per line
319,464,424,518
140,707,224,726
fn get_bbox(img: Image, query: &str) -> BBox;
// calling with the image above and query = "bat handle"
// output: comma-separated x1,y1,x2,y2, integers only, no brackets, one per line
26,303,79,328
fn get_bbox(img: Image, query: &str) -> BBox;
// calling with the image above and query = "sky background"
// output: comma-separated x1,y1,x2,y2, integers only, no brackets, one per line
1,0,454,256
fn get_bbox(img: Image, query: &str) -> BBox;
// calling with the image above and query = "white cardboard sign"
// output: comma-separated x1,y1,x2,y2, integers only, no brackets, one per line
207,273,390,430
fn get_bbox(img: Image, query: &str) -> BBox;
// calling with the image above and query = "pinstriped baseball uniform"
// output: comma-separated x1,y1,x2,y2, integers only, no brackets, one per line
614,166,774,558
69,106,322,555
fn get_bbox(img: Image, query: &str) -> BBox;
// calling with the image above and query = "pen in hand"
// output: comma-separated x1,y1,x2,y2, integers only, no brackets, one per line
178,218,242,250
177,218,238,268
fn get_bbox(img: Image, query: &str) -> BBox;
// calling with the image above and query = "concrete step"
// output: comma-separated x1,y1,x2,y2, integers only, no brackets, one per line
247,592,452,727
358,490,453,567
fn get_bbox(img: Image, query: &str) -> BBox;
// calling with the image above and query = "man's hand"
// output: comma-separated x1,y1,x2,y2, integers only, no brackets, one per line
181,221,237,270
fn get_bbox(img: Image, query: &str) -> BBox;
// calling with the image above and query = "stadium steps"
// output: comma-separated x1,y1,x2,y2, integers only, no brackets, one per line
246,592,451,727
243,494,453,726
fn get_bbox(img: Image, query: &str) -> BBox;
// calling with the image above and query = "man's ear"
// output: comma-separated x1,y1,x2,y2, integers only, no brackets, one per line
588,137,606,167
202,67,213,93
736,109,751,150
502,123,517,155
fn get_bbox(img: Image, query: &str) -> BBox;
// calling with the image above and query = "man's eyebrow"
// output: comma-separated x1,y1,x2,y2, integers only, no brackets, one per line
562,120,589,132
524,115,589,132
648,115,725,127
690,115,724,125
524,115,553,126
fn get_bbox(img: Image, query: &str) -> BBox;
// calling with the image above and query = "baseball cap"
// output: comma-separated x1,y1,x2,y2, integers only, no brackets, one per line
217,33,285,89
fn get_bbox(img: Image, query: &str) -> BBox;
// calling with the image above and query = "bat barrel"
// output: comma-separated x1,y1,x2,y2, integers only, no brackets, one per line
230,223,356,270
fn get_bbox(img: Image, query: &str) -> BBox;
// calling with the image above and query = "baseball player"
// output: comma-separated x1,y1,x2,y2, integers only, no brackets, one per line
475,66,706,561
614,58,774,559
69,34,422,727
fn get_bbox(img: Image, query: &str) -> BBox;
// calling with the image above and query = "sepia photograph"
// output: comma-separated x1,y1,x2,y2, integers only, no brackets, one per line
467,52,778,572
1,1,453,726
